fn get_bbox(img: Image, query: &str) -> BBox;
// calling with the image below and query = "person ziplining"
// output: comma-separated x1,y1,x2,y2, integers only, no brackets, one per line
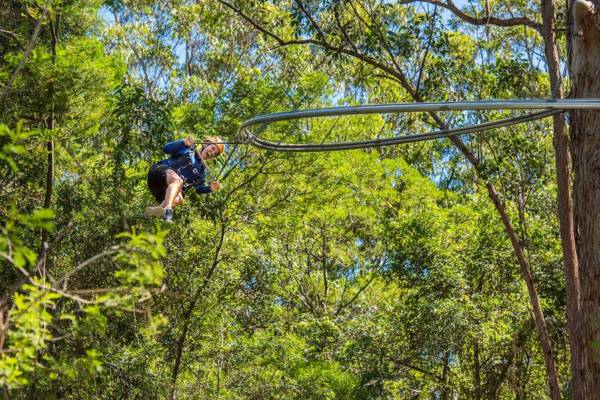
145,136,224,221
142,99,599,222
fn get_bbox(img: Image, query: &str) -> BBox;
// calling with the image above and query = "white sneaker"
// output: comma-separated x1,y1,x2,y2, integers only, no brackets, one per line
145,206,165,218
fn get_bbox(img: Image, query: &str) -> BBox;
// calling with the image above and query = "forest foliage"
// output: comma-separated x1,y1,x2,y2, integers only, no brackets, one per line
0,0,574,398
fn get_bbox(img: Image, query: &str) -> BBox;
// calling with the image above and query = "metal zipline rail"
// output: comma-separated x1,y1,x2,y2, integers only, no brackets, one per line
238,99,600,152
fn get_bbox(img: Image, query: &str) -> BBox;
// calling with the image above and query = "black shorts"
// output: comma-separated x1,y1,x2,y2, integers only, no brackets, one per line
147,162,170,202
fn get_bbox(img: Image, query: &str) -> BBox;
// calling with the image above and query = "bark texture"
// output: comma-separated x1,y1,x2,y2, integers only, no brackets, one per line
541,0,583,396
571,0,600,396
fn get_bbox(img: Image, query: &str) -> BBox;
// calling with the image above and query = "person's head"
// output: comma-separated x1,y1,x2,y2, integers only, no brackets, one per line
200,136,225,160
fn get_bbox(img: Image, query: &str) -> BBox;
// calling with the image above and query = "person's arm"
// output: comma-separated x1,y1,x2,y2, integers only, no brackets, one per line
195,180,220,195
195,184,212,194
163,136,195,155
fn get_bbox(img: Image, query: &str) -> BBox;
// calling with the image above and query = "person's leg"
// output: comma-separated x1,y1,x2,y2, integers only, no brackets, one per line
145,167,182,220
146,163,169,217
173,193,184,207
159,169,184,209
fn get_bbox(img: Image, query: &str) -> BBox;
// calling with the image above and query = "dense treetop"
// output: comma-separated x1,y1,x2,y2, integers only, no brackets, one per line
0,0,580,398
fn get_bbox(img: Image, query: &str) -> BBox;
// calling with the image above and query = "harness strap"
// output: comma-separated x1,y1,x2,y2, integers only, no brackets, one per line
194,145,216,182
172,145,218,191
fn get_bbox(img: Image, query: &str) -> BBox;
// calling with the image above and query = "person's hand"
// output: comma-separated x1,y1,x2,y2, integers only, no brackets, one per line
184,136,195,147
210,180,221,192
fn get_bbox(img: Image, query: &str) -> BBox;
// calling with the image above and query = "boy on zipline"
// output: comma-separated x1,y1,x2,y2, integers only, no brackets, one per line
145,136,224,221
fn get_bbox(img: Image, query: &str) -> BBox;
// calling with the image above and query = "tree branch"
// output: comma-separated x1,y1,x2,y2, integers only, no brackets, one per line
335,257,386,316
398,0,543,33
170,221,228,399
294,0,327,42
0,8,48,101
333,3,359,55
59,247,119,289
0,221,73,310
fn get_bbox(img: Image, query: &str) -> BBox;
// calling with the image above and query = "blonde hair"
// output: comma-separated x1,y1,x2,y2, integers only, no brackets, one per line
203,136,225,156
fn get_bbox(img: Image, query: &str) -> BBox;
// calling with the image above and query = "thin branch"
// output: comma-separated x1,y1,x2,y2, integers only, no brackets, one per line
170,221,228,399
217,0,305,46
415,5,438,93
0,221,73,310
294,0,327,42
59,247,119,289
0,8,48,101
333,3,359,55
335,257,386,316
0,29,23,50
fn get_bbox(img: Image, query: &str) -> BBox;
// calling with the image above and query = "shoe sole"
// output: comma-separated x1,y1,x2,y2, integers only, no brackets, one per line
145,206,165,217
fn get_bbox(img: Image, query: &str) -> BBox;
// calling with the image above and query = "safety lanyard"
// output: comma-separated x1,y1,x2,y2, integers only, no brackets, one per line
194,145,216,183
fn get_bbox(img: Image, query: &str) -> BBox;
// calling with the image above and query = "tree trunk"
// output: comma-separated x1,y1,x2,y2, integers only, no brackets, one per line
571,0,600,396
440,352,450,400
474,341,482,400
541,0,584,396
169,223,227,400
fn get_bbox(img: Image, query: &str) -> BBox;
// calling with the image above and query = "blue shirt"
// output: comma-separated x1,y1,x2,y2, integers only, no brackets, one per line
160,139,212,194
